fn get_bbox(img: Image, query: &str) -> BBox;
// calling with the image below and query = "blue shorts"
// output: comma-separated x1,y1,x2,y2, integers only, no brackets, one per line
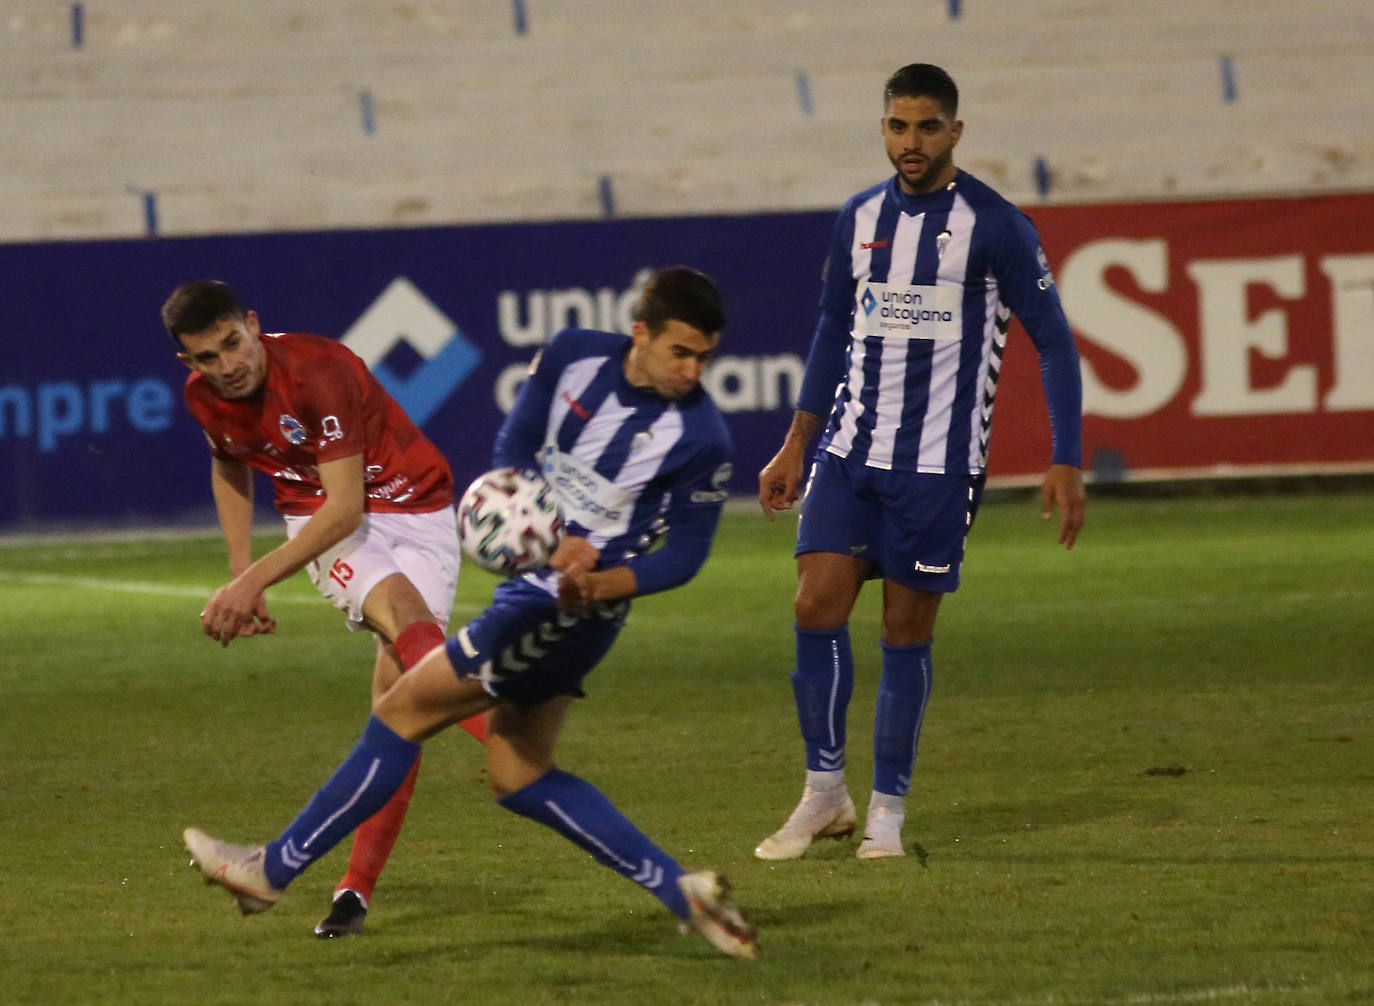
795,451,985,593
444,576,628,707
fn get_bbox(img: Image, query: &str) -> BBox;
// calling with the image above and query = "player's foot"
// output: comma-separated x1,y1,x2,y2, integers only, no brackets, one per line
315,889,367,938
856,804,906,860
754,784,857,860
676,871,759,960
183,827,282,914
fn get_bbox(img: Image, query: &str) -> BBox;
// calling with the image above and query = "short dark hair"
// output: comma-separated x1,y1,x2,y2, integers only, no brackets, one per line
632,266,726,337
162,279,246,346
884,63,959,119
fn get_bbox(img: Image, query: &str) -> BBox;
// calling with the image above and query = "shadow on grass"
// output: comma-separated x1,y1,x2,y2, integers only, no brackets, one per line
320,876,866,964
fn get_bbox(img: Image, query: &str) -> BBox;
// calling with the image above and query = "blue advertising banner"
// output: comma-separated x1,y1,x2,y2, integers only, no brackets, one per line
0,213,833,530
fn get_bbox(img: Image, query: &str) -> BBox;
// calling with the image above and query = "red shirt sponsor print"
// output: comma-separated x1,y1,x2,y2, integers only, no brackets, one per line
184,332,453,515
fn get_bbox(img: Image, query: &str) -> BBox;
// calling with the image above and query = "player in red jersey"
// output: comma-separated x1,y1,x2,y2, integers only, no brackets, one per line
163,279,486,938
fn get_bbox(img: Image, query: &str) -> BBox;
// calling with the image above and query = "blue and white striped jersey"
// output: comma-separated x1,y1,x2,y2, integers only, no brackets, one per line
494,327,733,597
796,170,1082,474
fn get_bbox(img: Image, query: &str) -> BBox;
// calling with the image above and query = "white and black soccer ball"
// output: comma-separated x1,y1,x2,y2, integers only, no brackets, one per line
457,467,564,575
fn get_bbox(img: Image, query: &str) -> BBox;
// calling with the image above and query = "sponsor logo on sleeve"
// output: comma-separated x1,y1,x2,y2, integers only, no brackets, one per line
690,461,733,504
1036,245,1056,291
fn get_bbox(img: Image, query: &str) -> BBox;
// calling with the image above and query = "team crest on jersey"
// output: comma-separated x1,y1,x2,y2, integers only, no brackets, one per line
279,413,309,445
936,229,952,260
629,430,654,455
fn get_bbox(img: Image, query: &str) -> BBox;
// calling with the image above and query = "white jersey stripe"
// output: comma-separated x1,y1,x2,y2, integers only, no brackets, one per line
917,195,975,471
850,189,885,281
615,408,685,494
828,190,886,460
572,390,635,463
868,212,925,469
546,356,604,444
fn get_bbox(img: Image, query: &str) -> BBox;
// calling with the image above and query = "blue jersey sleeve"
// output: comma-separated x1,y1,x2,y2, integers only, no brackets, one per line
796,206,857,418
491,333,573,470
623,434,732,597
990,211,1084,468
623,502,722,597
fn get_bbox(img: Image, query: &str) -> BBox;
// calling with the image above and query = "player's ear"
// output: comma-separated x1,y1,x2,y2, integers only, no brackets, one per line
950,119,964,146
630,320,651,347
244,310,262,337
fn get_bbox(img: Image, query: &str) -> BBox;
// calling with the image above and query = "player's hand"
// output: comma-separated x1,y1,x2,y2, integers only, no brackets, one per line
758,447,805,520
552,535,600,615
550,535,600,575
1041,464,1086,549
556,569,592,615
237,596,277,639
201,574,271,647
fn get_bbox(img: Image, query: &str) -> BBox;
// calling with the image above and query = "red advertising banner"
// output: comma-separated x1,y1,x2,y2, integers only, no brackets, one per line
989,192,1374,482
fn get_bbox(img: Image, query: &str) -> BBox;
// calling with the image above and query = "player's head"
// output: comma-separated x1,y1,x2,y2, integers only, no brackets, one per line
632,266,726,339
626,266,725,400
163,279,268,400
881,63,963,196
884,63,958,119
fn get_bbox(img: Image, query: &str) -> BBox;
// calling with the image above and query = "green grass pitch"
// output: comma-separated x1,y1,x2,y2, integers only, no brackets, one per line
0,491,1370,1005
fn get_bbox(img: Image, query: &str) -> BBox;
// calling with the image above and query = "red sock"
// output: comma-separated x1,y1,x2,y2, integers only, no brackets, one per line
394,620,446,670
334,621,485,902
394,621,487,743
334,755,421,903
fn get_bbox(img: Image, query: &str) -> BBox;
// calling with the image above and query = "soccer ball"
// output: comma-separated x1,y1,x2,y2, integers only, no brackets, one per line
457,467,564,575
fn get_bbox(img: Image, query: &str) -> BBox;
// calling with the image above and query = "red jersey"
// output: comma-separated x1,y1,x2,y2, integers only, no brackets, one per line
184,332,453,516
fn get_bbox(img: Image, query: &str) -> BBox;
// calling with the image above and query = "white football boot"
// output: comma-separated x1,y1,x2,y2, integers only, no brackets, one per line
855,804,906,860
677,871,759,959
183,827,282,914
754,784,857,860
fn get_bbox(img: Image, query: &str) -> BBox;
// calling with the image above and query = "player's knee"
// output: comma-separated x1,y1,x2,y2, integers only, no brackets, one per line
880,593,941,645
361,573,433,640
793,591,848,631
880,613,936,646
487,759,553,801
370,676,434,740
880,623,933,647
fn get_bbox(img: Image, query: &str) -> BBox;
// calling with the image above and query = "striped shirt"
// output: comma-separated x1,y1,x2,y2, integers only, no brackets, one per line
494,327,733,596
797,170,1082,474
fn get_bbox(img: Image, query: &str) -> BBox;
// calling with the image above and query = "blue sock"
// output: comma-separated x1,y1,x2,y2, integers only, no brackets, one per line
791,624,854,772
872,639,934,797
499,768,689,919
262,716,421,890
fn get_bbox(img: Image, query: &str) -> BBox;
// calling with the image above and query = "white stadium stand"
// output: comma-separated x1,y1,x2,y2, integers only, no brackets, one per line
2,0,1372,240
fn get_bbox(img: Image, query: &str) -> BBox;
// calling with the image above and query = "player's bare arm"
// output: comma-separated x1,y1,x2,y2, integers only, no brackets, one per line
201,453,367,646
1041,463,1086,550
211,457,257,575
208,456,276,639
758,410,822,519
